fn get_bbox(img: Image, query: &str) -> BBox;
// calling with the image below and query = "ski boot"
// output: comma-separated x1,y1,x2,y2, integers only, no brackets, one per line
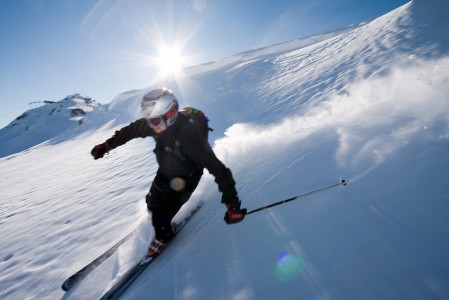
147,239,167,257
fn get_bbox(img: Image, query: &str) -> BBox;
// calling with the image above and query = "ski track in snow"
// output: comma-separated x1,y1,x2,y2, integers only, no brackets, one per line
2,1,449,299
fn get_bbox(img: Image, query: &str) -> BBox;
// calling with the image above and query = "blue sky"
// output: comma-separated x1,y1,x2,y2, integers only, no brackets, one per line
0,0,408,128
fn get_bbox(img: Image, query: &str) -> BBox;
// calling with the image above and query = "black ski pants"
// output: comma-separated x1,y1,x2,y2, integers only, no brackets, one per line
146,170,202,242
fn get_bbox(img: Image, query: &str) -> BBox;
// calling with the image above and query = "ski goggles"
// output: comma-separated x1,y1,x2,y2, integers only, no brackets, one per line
143,103,178,128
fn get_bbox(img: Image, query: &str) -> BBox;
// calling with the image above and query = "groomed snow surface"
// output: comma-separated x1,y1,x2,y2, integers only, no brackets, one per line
1,1,449,299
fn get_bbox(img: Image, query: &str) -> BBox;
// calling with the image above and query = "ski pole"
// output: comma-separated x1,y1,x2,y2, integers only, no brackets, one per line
245,179,347,215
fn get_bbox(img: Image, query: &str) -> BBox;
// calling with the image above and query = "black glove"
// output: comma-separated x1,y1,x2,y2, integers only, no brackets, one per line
91,143,108,160
224,200,247,224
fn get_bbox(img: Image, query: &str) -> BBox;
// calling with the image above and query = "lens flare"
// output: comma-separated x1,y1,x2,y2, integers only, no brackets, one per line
275,253,306,283
170,177,186,191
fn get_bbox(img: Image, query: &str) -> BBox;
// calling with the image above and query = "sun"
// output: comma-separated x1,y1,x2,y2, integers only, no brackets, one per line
156,46,185,75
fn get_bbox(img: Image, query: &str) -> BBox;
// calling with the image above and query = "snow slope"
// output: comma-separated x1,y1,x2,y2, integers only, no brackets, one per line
1,0,449,299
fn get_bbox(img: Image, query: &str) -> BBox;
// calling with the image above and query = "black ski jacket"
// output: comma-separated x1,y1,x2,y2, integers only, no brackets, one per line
103,113,238,202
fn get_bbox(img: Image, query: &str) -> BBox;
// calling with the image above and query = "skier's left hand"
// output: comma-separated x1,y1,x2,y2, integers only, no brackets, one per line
224,200,247,224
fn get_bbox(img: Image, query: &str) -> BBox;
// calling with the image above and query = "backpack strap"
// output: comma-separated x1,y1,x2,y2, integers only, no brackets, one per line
171,107,213,164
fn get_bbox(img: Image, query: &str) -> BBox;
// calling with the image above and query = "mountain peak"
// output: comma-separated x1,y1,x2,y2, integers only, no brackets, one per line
0,94,99,158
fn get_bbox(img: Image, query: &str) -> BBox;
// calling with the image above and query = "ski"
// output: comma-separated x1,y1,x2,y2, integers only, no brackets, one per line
62,228,137,291
99,203,203,300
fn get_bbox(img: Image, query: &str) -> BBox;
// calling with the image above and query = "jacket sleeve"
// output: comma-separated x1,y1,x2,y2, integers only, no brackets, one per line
182,128,238,203
104,118,154,150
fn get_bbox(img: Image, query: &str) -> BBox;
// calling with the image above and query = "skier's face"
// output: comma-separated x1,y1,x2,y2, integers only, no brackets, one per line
151,123,167,134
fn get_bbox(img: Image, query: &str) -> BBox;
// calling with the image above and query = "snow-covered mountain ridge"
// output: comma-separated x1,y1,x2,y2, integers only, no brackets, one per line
0,94,99,158
184,23,363,77
1,1,449,299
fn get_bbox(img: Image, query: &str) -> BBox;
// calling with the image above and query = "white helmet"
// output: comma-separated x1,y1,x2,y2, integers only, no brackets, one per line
141,88,179,127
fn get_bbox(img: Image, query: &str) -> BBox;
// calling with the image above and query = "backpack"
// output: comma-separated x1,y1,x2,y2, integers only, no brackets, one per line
170,107,213,167
179,106,213,139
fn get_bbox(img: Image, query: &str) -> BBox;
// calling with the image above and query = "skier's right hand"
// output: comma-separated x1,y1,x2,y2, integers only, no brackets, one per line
224,200,247,224
91,143,108,160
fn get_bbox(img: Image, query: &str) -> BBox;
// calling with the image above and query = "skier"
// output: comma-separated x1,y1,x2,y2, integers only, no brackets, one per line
91,88,246,257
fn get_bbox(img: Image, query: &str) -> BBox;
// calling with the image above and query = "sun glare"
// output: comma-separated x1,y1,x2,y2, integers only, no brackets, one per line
156,47,185,75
